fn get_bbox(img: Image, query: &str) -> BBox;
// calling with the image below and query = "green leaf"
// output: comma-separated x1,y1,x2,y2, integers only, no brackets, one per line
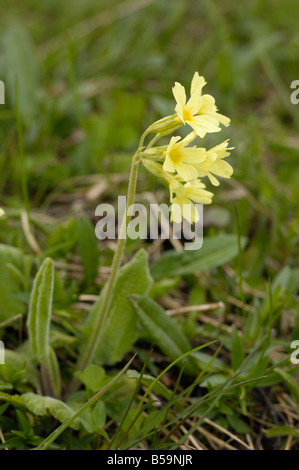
226,414,250,434
0,349,39,390
193,351,229,372
27,258,54,359
148,277,180,299
92,400,106,431
21,393,80,430
37,356,135,449
16,409,31,435
265,425,299,437
200,373,229,388
77,217,100,286
129,295,196,374
27,258,61,397
118,408,144,442
127,370,173,400
272,266,291,292
0,391,27,410
47,347,62,399
275,368,299,409
105,375,136,423
74,365,106,392
0,244,26,324
82,250,152,365
151,234,247,279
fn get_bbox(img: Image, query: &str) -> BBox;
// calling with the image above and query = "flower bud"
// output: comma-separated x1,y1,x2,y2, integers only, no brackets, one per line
141,158,172,185
146,114,181,136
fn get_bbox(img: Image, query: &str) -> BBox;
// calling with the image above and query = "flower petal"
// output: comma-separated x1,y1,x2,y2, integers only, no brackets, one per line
175,162,198,182
185,89,202,116
209,159,234,178
185,183,213,204
163,155,176,174
210,112,231,127
170,202,183,223
172,82,186,119
207,172,220,186
200,94,217,114
180,147,207,164
191,72,206,96
188,115,221,138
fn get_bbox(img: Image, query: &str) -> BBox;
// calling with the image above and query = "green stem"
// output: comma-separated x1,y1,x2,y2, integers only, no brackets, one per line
69,155,140,391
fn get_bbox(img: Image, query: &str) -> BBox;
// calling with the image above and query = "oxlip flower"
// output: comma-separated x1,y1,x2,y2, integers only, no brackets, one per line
193,140,234,186
173,72,230,138
163,132,206,182
169,178,213,224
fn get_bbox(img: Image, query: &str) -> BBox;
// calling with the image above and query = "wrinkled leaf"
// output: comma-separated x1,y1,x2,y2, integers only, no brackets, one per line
21,393,80,430
27,258,61,397
151,234,247,279
129,295,196,374
82,250,152,365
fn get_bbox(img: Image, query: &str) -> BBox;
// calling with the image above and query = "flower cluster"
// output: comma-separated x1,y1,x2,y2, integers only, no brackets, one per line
140,72,233,223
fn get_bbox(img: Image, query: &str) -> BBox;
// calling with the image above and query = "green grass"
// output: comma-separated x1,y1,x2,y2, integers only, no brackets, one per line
0,0,299,450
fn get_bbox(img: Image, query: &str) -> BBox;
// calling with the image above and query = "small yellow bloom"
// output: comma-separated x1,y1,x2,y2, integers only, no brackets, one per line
163,132,206,182
173,72,230,138
193,140,234,186
169,178,213,224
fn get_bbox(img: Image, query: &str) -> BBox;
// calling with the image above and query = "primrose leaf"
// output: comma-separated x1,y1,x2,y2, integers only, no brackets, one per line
151,234,247,279
21,393,80,430
74,364,106,392
81,249,152,365
27,258,61,397
129,294,196,374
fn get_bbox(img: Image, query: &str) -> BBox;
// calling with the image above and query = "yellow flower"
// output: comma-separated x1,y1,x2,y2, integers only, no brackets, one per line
172,72,230,138
163,132,206,182
191,72,231,127
193,140,234,186
169,178,213,223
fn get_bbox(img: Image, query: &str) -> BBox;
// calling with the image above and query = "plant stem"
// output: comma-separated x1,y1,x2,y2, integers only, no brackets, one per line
69,155,140,392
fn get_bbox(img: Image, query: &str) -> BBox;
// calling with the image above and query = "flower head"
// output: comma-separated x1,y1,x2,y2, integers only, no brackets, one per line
169,178,213,224
163,131,206,182
193,140,234,186
140,72,233,223
173,72,230,138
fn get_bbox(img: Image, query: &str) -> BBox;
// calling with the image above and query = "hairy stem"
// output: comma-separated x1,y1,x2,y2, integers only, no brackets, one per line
68,154,140,394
